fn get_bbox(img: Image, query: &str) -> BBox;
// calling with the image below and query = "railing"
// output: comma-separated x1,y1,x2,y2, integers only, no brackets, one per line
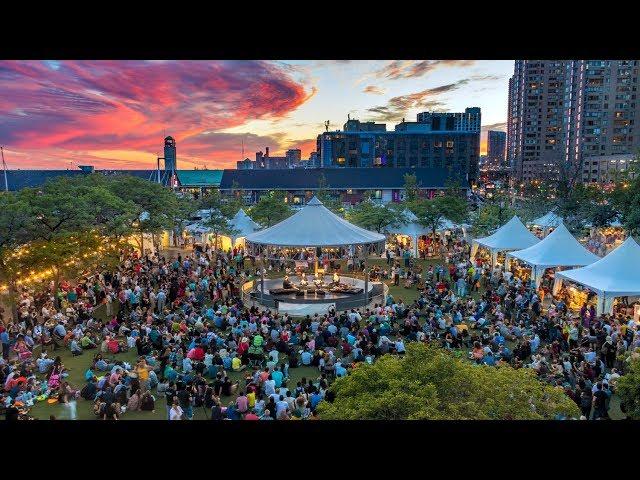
242,275,389,312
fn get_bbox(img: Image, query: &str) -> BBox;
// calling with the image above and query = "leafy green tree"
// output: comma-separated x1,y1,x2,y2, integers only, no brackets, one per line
102,175,181,252
471,197,517,237
0,193,36,319
318,343,580,420
346,200,405,233
315,173,343,214
413,194,467,233
609,158,640,235
202,209,239,251
403,173,420,204
616,355,640,419
248,191,293,227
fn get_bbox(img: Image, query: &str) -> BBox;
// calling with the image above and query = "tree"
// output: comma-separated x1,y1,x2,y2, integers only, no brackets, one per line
248,191,293,227
0,193,35,319
202,209,239,251
412,193,468,244
609,157,640,236
616,355,640,419
317,343,580,420
471,197,517,237
346,200,405,233
315,173,343,214
403,173,419,204
103,175,182,252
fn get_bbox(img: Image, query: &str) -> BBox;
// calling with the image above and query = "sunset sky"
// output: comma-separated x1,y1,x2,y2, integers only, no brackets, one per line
0,60,513,170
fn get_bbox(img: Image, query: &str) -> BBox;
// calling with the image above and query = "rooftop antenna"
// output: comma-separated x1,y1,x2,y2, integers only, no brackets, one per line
1,146,8,192
242,136,245,159
324,120,330,132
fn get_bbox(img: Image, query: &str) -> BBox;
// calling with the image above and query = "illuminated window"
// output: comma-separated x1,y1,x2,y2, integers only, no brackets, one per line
434,141,443,148
446,140,454,148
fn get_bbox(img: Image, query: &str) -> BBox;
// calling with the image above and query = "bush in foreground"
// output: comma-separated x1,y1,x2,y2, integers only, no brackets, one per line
318,343,580,420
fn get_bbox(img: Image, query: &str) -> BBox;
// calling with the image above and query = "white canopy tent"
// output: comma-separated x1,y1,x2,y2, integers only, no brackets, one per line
184,209,261,250
506,222,599,287
391,210,468,256
529,211,563,229
555,237,640,315
471,215,540,267
228,209,261,245
245,196,386,248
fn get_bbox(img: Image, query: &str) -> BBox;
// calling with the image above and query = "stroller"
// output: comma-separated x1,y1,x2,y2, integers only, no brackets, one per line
247,345,265,368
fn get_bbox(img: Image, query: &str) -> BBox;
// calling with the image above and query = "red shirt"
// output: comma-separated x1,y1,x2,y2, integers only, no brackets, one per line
244,413,259,420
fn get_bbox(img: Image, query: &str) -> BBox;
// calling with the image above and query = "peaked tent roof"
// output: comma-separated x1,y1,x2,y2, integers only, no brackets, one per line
245,196,386,247
229,209,261,239
507,222,599,268
555,237,640,296
529,211,563,228
474,215,540,252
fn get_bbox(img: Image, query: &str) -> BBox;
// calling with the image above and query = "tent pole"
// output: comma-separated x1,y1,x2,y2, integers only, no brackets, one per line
364,250,369,307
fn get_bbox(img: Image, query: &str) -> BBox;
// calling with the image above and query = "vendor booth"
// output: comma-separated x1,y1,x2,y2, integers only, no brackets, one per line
184,209,261,251
555,237,640,315
471,216,540,267
226,209,261,249
528,211,563,238
506,222,599,288
389,210,467,258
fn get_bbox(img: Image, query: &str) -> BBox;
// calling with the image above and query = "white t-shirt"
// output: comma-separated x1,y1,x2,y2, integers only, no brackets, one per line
169,406,184,420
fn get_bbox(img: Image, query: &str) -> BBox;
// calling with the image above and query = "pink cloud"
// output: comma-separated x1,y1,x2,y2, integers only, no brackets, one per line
0,61,312,169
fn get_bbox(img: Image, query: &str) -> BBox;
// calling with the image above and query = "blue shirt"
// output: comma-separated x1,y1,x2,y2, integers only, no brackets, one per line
271,370,284,388
301,351,312,365
310,392,323,409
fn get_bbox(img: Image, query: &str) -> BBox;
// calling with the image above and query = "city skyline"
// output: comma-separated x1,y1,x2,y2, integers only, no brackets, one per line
0,60,512,170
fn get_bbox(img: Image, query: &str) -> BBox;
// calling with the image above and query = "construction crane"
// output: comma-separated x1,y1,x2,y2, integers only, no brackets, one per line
1,146,8,192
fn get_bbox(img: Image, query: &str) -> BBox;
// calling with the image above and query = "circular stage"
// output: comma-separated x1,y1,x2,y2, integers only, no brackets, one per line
247,275,384,313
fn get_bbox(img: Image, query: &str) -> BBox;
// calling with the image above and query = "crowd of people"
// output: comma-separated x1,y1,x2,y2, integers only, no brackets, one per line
1,234,639,421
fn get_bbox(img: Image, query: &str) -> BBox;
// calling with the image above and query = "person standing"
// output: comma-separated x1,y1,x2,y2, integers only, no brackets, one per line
169,401,183,420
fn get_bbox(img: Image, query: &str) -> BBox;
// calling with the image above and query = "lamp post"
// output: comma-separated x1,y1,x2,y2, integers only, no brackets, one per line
499,199,505,226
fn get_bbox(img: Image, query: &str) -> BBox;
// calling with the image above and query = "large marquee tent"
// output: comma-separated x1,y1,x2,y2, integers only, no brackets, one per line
471,215,540,266
506,222,599,287
245,196,385,248
555,236,640,314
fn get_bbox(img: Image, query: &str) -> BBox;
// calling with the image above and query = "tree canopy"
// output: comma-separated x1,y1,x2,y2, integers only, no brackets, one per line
318,343,580,420
346,199,405,233
248,191,293,228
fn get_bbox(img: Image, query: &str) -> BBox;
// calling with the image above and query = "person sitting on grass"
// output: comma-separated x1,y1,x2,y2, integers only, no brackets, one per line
69,335,83,356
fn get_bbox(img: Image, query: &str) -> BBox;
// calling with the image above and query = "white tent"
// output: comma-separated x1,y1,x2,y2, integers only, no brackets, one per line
506,222,599,287
391,210,467,256
555,237,640,315
245,196,386,247
471,215,540,266
529,211,563,229
229,209,261,243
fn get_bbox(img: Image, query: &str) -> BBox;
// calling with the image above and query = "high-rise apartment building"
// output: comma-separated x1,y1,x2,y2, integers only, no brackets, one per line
507,60,640,183
486,130,507,168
